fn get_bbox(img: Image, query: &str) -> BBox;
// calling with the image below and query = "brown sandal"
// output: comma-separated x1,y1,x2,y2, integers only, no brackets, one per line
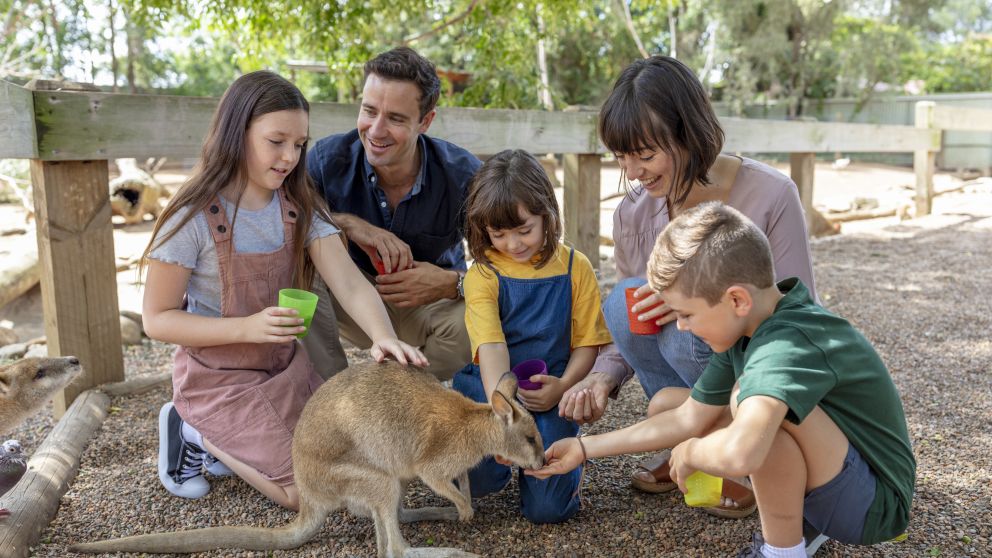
630,449,677,494
703,477,757,519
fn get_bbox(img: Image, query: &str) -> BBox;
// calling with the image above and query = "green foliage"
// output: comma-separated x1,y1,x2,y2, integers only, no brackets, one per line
1,0,991,116
916,35,992,93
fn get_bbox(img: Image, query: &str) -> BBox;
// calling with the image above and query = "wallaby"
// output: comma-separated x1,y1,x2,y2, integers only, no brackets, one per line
1,356,82,435
72,360,546,557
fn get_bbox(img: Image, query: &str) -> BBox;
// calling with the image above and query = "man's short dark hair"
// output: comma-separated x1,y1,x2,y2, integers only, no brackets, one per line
364,47,441,120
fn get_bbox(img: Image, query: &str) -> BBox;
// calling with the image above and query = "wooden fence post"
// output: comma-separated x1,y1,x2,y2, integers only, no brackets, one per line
563,153,601,270
790,152,816,231
27,80,124,417
914,101,937,217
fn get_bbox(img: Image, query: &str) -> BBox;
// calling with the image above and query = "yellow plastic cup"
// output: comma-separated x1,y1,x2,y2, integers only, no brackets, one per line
683,471,723,507
278,288,318,338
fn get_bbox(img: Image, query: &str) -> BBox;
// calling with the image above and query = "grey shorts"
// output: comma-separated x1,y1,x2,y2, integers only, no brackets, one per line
803,442,877,545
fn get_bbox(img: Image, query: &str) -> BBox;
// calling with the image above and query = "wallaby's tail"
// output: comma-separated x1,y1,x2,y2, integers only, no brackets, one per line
69,499,328,554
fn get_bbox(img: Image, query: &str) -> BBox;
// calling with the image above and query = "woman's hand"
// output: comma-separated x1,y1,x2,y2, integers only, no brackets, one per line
370,338,429,367
559,372,615,424
631,284,676,327
523,438,582,479
240,306,305,344
516,374,565,413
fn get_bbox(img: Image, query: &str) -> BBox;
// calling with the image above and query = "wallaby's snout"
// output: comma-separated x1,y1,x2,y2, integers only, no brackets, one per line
491,373,547,471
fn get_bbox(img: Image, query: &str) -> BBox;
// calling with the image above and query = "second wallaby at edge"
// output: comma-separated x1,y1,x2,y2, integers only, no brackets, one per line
72,360,546,557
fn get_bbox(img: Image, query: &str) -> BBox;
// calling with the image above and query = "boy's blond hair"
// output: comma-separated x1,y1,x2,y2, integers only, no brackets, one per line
647,202,775,305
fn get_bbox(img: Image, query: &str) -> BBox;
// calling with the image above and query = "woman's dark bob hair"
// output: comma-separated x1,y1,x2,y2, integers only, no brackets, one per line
599,55,724,207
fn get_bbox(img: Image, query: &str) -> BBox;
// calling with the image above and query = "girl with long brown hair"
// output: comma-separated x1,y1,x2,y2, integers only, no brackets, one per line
141,71,426,510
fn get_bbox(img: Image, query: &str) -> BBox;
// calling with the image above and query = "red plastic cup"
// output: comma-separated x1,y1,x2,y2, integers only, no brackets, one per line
625,287,662,335
512,359,548,390
371,253,389,275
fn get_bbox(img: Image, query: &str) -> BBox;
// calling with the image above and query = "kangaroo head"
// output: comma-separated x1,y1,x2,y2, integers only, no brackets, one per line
490,372,545,470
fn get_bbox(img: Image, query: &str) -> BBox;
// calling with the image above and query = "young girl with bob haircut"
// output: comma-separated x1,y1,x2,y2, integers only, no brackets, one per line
141,71,426,510
559,55,819,519
453,149,612,524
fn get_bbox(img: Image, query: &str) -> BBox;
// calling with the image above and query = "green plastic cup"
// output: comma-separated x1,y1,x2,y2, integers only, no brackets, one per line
683,471,723,507
278,288,318,338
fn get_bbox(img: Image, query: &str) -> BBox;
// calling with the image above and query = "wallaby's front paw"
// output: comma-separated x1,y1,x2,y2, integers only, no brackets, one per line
457,505,474,522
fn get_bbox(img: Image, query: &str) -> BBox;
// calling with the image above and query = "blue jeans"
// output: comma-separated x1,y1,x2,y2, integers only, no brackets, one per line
453,366,581,524
604,278,712,398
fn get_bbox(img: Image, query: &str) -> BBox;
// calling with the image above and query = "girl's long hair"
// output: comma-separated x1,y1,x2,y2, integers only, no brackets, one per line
464,149,562,272
141,70,332,290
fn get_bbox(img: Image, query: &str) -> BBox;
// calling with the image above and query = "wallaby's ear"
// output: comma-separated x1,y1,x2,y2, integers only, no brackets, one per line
494,371,518,402
0,371,10,396
491,391,515,425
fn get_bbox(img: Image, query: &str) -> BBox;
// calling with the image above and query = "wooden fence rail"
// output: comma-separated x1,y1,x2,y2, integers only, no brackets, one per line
1,79,989,411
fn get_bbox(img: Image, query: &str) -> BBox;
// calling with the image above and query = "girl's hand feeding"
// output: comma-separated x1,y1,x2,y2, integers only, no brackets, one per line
240,306,306,344
370,338,429,367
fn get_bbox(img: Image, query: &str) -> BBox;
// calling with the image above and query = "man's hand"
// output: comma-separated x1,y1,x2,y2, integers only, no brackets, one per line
375,262,457,308
337,214,414,273
558,371,616,424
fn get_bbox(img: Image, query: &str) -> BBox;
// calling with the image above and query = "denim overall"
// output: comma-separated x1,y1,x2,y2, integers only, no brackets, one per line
453,249,581,524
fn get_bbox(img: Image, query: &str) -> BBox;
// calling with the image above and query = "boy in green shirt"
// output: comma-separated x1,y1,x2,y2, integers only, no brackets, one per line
526,202,915,557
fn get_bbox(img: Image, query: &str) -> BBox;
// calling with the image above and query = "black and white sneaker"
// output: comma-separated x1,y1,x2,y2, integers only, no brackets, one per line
803,520,831,557
157,402,209,498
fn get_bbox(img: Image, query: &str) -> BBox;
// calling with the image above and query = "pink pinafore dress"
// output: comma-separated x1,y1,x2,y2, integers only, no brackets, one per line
172,190,323,486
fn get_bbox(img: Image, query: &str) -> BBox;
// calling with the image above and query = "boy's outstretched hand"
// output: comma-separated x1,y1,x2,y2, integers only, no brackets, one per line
523,437,583,479
370,338,429,367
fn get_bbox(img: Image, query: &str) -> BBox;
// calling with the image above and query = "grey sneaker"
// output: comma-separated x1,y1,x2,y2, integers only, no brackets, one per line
157,402,209,498
803,520,831,557
736,532,767,558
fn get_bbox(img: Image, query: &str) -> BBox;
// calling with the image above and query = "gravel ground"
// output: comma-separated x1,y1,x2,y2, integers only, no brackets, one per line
8,187,992,557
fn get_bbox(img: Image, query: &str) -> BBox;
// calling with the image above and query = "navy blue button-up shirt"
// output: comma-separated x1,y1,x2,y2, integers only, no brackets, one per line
307,130,481,276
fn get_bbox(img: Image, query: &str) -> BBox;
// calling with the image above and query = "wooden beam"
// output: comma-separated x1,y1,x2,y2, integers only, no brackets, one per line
27,88,957,160
932,104,992,132
790,152,816,231
914,101,937,217
29,158,123,415
0,81,37,158
563,154,601,270
31,91,603,160
722,117,940,153
0,389,109,558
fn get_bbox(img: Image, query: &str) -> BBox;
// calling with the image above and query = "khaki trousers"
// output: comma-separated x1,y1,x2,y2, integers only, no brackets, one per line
302,274,470,381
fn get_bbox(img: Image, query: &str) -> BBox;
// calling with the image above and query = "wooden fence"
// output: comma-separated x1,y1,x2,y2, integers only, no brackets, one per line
2,78,991,412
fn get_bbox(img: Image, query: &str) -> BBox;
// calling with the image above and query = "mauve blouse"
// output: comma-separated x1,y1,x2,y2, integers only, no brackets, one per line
594,157,820,389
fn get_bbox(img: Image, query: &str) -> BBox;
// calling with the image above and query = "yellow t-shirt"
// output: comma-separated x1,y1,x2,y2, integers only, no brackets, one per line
464,243,612,363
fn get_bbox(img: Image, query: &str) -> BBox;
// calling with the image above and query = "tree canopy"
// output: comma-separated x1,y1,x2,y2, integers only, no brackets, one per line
2,0,990,115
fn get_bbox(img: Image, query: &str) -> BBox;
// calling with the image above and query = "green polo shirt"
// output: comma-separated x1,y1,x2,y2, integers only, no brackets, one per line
691,278,915,544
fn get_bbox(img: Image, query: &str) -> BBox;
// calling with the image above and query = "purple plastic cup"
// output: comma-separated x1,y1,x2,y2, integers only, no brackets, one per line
512,359,548,390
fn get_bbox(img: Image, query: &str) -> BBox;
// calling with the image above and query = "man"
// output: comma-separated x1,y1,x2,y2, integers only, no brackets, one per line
305,46,480,380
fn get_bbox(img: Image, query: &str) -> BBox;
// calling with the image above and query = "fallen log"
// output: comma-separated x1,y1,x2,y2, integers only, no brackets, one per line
0,389,110,558
0,242,39,309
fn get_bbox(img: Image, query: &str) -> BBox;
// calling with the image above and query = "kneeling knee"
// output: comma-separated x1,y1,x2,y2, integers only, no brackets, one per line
522,499,579,524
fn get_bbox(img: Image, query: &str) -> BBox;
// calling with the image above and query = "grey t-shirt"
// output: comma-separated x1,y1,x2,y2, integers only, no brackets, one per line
149,194,339,317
